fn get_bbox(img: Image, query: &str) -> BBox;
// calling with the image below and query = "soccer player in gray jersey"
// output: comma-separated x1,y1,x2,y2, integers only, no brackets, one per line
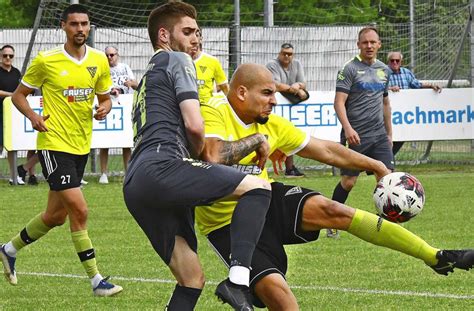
328,26,394,238
122,2,271,310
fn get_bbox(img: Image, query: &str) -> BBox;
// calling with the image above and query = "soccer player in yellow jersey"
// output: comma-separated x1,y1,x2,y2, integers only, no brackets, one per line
1,4,122,296
196,63,474,309
190,29,228,104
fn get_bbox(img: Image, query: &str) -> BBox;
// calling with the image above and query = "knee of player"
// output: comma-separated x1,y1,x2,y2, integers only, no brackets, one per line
69,207,89,224
180,271,205,289
305,196,348,219
43,211,68,227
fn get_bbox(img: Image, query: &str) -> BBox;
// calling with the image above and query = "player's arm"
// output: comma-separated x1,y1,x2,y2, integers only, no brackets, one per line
297,137,390,181
216,83,229,95
180,99,205,158
94,93,112,121
202,133,270,169
383,95,392,145
0,90,14,97
334,91,360,145
12,83,49,132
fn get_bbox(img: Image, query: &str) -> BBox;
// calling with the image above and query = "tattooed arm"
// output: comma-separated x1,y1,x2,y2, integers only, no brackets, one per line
201,133,270,169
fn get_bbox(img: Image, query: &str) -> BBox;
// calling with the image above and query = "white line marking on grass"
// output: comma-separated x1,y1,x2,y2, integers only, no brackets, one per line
20,272,474,300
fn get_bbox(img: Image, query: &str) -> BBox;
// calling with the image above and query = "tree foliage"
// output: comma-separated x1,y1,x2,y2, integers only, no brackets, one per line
0,0,40,28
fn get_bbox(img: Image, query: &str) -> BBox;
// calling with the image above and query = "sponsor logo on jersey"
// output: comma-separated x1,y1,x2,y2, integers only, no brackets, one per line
63,87,94,102
376,68,387,82
199,65,207,73
87,66,97,78
231,164,262,175
285,186,302,196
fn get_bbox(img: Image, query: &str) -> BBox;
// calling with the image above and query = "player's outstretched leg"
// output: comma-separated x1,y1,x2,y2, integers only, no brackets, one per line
1,244,17,285
347,209,474,275
430,250,474,275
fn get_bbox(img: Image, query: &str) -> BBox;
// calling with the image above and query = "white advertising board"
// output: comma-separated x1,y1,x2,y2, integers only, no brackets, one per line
3,88,473,151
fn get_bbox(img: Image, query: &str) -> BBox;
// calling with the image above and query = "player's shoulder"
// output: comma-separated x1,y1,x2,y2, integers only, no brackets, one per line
374,59,388,69
87,46,107,59
202,93,228,110
340,55,359,71
201,52,220,63
38,46,63,59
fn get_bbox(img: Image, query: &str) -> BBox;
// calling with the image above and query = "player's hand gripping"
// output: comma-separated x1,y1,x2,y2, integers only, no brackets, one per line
29,113,50,132
269,149,287,175
252,134,271,170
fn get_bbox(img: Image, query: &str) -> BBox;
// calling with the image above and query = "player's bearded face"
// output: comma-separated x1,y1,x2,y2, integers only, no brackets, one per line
62,13,90,48
250,84,277,125
169,17,198,55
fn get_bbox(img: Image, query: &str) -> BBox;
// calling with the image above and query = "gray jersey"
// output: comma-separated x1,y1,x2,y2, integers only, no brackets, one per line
266,58,305,85
130,50,199,161
335,56,390,138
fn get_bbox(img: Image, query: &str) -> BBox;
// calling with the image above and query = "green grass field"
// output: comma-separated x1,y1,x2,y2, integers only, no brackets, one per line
1,168,473,310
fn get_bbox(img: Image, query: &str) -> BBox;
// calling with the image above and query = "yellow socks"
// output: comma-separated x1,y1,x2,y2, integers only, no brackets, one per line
11,213,52,251
71,230,99,278
347,209,439,265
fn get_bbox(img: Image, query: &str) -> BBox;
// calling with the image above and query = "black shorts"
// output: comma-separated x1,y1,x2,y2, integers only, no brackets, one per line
38,150,88,191
123,154,246,265
340,133,395,176
207,182,320,306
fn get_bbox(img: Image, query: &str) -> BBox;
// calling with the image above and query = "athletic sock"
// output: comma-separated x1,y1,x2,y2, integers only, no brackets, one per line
166,284,202,311
11,213,52,252
229,265,250,286
347,209,439,265
230,188,271,268
332,182,349,204
71,230,99,278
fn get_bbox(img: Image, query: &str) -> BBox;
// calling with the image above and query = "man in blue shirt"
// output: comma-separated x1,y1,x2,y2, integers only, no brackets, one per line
387,51,441,155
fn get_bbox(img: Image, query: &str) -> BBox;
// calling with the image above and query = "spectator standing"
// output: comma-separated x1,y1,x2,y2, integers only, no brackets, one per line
0,44,24,185
328,27,394,238
98,46,137,184
1,4,122,296
266,43,309,178
190,30,229,104
387,51,442,156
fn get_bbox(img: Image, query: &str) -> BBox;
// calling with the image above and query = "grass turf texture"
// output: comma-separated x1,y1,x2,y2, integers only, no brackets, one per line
1,169,473,310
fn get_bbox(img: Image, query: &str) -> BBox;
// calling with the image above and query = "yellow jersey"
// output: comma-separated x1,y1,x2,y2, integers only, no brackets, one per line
194,52,227,104
22,45,112,155
196,94,310,235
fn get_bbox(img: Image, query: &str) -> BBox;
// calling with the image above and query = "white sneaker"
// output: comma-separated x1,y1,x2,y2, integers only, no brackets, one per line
99,173,109,184
8,176,25,185
80,179,88,185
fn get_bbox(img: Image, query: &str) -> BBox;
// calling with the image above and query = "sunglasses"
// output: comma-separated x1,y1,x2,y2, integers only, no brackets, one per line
2,54,14,59
389,59,400,63
281,52,293,57
106,53,116,58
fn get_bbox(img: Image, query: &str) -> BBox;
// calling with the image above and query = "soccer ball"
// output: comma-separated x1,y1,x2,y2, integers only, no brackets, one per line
373,172,425,223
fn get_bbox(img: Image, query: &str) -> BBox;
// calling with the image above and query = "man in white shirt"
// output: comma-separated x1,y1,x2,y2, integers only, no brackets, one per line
99,46,138,184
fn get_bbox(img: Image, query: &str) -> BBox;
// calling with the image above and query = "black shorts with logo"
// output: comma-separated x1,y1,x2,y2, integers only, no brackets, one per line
123,153,246,265
340,133,395,176
38,150,88,191
207,182,320,306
